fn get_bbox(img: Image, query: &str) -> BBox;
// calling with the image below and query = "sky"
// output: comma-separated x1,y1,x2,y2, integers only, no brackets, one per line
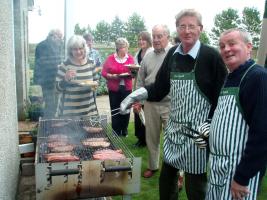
28,0,266,43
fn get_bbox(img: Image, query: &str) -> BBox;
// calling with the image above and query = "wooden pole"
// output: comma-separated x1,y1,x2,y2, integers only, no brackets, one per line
257,0,267,67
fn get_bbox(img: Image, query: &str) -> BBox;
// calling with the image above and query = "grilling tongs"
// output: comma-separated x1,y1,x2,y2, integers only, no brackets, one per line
181,125,207,140
110,107,130,117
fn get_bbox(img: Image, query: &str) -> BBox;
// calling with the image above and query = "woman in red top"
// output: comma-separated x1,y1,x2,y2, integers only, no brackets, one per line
101,38,134,136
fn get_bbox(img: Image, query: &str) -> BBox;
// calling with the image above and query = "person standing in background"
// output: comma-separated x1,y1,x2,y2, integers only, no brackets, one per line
120,9,227,199
83,33,102,71
101,38,134,137
205,28,267,200
34,29,63,118
83,33,102,101
132,31,153,147
55,35,99,118
135,24,172,178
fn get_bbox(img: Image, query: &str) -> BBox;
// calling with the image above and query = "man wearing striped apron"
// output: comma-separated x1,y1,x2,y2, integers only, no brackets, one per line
120,9,227,200
206,28,267,200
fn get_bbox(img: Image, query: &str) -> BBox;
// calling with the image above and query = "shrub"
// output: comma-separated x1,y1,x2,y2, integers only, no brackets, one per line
27,103,44,121
96,75,108,95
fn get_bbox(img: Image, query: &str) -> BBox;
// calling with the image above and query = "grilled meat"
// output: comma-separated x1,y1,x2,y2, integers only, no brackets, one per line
45,153,79,162
82,140,110,147
50,145,75,153
47,141,68,148
83,126,103,134
82,137,108,142
92,149,125,160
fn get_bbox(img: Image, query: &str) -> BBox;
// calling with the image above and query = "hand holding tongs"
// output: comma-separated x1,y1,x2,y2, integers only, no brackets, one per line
181,125,207,140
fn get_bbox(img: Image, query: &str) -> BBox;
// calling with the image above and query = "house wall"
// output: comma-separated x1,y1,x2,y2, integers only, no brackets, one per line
14,0,29,120
0,0,21,199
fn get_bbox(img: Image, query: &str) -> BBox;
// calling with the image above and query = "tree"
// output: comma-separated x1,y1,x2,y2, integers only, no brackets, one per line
94,20,111,44
242,7,261,48
200,31,210,45
125,12,146,47
209,7,262,48
210,8,241,46
74,23,87,35
110,16,126,41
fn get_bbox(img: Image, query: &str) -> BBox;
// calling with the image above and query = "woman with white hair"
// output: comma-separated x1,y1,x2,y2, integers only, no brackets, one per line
55,35,99,118
101,37,135,136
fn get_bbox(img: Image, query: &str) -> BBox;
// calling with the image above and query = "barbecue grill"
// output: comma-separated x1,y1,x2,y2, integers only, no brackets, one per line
35,115,141,200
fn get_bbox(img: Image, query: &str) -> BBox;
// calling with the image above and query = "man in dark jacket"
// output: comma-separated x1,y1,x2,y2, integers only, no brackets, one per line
205,28,267,200
120,9,227,200
34,29,63,118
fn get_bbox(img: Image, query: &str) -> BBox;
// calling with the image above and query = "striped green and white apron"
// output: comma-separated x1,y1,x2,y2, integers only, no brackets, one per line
163,70,210,173
206,64,260,200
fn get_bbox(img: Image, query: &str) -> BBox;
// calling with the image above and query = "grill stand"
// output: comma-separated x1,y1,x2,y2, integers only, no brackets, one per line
35,116,141,199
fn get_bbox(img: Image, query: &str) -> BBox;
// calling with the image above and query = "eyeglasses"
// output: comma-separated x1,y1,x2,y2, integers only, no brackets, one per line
72,47,84,52
177,25,199,31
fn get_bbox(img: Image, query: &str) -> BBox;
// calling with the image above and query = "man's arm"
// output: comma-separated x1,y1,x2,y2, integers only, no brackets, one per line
234,67,267,186
136,60,146,89
145,49,173,101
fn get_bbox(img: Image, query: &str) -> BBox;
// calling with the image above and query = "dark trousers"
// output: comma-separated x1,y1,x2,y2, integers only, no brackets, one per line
134,106,146,144
108,86,131,136
159,162,207,200
42,86,58,118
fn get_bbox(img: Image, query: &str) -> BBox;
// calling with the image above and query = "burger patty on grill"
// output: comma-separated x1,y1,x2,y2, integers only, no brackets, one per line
83,126,103,134
50,145,75,153
82,139,110,147
92,149,125,160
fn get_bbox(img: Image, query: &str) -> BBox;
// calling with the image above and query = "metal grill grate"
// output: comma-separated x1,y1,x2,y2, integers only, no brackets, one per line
36,116,134,163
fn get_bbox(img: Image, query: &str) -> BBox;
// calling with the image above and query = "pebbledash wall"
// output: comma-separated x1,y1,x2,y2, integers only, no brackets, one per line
0,0,20,199
0,0,32,199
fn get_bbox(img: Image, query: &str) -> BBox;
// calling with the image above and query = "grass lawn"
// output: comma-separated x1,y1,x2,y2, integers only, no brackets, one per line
112,122,267,200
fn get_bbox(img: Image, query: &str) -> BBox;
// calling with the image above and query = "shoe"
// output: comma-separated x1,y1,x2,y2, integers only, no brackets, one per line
178,175,183,191
143,169,158,178
121,130,128,136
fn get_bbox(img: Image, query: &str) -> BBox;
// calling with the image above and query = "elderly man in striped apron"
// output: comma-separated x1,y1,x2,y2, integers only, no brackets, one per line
120,9,227,200
205,28,267,200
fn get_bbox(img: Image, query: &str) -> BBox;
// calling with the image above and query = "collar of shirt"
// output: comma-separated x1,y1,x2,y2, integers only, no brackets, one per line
173,40,200,59
229,59,255,75
154,43,172,54
114,53,129,63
